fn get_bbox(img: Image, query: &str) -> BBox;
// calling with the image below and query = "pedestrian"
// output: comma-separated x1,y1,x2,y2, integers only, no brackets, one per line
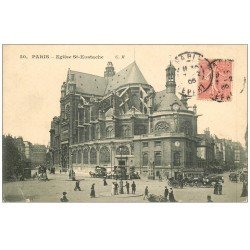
90,184,95,198
241,180,248,197
60,192,69,202
180,179,184,189
125,181,130,194
214,182,218,195
111,182,115,196
143,186,149,200
74,180,81,191
103,177,108,186
114,182,119,195
119,179,124,194
169,188,177,202
72,171,76,181
164,186,169,200
131,181,136,194
207,195,213,202
60,169,61,174
218,182,222,195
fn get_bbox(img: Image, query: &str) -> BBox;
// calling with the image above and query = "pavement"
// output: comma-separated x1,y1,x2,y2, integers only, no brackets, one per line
2,171,248,203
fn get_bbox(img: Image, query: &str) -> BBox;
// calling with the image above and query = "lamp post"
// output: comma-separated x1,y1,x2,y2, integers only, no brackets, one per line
119,145,123,166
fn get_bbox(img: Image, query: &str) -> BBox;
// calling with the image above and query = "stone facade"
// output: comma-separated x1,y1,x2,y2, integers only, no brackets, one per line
50,61,200,177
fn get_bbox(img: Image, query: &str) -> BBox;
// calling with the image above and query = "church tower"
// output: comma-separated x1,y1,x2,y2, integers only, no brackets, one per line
104,62,115,77
165,61,176,94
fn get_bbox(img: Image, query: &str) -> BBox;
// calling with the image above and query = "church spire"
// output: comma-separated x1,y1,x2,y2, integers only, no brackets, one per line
165,61,176,94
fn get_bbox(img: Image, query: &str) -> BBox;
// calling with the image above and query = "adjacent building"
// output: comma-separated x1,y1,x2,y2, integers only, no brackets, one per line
31,144,47,166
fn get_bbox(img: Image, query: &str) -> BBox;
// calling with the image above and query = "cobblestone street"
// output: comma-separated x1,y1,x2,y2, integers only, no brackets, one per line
2,171,247,203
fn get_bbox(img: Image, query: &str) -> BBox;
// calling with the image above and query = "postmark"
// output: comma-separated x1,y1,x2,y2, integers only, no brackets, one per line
174,51,213,97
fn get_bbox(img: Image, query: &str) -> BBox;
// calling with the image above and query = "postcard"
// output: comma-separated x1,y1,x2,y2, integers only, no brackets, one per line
2,44,248,202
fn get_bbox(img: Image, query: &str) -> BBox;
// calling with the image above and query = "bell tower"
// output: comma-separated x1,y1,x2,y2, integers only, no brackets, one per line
104,62,115,77
166,61,176,94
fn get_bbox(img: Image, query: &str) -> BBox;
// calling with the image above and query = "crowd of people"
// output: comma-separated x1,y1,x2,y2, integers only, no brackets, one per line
56,168,248,203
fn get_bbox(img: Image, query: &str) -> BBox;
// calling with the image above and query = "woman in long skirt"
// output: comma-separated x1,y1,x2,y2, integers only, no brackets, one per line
169,188,177,202
90,184,95,198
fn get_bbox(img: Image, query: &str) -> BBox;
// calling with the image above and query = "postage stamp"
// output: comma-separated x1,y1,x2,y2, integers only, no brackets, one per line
198,59,233,102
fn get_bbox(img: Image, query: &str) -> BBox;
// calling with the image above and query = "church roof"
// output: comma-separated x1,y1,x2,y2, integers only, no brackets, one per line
104,61,148,94
154,90,187,111
69,70,108,96
66,61,149,96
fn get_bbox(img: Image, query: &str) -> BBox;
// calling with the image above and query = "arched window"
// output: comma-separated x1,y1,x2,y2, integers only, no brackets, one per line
121,125,130,138
100,146,111,164
155,121,170,132
106,126,113,139
116,145,130,155
174,152,181,166
65,105,70,119
77,150,82,164
83,148,89,164
142,153,149,166
90,148,97,165
72,151,77,164
180,121,192,135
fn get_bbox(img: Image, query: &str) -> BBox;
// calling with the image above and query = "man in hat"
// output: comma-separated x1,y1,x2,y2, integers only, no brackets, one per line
60,192,69,202
131,181,136,194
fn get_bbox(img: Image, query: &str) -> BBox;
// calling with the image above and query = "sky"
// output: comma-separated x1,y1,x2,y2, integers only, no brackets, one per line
2,45,247,146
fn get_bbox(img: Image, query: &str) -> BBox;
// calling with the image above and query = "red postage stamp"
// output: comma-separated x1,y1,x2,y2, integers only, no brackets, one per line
198,59,233,102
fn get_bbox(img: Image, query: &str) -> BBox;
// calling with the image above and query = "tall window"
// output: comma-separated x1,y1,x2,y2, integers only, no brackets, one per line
100,146,111,164
77,150,82,164
106,126,113,139
90,148,97,164
96,126,100,139
83,148,89,164
142,153,149,166
174,152,181,166
154,152,162,166
121,125,130,138
180,121,192,135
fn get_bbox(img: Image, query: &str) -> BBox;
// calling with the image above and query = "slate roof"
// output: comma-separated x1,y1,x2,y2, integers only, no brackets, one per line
69,70,108,96
104,61,148,94
67,62,149,96
154,90,187,111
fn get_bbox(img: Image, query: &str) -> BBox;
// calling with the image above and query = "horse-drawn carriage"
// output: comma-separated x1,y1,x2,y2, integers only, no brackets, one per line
89,166,107,178
229,172,238,182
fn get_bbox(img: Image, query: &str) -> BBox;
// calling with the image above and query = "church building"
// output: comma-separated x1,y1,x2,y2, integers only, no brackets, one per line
49,61,201,178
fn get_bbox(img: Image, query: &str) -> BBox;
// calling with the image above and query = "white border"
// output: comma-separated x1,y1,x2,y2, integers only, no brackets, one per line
0,1,249,250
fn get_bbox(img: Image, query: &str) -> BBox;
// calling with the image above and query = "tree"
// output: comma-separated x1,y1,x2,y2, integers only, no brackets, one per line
2,135,22,180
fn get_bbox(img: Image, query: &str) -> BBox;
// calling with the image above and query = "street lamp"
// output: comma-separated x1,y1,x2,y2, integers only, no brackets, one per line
119,145,123,166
